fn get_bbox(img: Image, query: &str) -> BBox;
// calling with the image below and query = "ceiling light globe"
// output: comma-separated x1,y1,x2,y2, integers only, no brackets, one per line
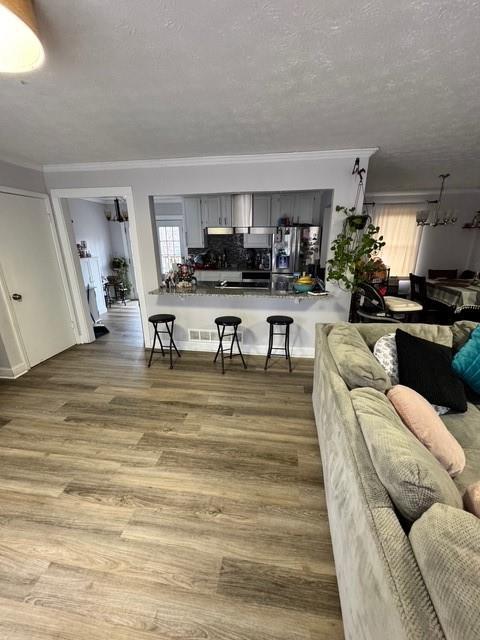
0,0,44,73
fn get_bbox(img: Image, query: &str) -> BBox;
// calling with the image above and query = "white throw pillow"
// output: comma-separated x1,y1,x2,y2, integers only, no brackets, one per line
374,333,449,415
374,333,399,384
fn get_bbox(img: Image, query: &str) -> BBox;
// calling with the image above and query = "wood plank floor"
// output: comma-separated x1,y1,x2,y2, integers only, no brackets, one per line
0,301,343,639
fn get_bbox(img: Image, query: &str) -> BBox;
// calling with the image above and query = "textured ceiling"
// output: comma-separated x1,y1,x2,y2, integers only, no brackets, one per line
0,0,479,190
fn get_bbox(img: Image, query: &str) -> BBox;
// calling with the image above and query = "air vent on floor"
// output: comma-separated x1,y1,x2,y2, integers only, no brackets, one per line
188,329,243,343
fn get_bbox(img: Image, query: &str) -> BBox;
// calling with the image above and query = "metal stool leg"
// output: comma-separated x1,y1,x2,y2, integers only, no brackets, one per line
164,320,181,368
148,324,157,368
286,324,292,372
214,325,226,374
234,325,247,369
264,323,273,370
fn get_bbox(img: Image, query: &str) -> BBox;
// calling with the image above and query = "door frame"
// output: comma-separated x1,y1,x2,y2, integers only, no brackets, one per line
0,186,77,377
49,187,148,345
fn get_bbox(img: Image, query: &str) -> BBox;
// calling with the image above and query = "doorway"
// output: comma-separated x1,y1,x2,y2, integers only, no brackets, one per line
50,187,148,347
0,189,76,375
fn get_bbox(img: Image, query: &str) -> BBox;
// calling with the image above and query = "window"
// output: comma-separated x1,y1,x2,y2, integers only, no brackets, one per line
156,220,186,275
372,204,421,276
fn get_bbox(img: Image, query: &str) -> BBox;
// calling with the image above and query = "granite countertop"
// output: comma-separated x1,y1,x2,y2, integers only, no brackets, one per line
148,284,329,301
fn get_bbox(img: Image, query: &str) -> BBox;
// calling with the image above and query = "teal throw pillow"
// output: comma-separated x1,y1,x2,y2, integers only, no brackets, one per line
452,325,480,393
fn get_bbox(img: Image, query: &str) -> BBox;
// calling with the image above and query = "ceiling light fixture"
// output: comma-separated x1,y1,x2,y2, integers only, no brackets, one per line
416,173,457,226
0,0,44,73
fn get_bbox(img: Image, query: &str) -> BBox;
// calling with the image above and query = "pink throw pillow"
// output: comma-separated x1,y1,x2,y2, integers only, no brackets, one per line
387,385,466,477
464,482,480,518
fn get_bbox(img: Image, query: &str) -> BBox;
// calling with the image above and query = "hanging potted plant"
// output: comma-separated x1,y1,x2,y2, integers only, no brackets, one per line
336,205,369,231
327,207,385,291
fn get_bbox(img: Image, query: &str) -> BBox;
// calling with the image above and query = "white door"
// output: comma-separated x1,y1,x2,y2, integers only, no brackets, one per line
0,192,75,367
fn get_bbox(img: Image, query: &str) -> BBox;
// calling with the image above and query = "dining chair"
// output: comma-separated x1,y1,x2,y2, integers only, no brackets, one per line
460,270,477,279
410,273,452,324
428,269,458,280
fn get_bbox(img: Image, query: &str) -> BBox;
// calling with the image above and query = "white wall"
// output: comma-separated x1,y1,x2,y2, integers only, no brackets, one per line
0,159,46,193
45,150,373,350
415,193,480,276
69,198,113,276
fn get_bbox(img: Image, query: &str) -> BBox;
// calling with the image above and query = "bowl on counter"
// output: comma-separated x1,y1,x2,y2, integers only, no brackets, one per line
293,282,314,293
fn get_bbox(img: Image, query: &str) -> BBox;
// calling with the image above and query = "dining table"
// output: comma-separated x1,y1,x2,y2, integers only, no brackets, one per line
426,279,480,312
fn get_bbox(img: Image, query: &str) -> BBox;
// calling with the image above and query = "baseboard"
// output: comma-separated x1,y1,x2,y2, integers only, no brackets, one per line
147,340,314,358
0,362,29,379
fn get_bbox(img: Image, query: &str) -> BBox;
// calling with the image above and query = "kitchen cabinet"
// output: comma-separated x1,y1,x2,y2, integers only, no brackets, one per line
293,193,315,224
80,257,106,316
184,197,204,248
270,192,319,225
201,196,232,227
244,194,272,248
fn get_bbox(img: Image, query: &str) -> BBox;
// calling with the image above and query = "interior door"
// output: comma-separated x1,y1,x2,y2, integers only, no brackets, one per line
0,192,75,367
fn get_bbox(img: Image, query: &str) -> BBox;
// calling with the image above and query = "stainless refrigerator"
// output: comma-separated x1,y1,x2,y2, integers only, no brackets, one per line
271,226,322,292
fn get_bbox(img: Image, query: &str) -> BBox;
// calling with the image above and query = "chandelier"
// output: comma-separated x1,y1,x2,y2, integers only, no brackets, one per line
416,174,457,226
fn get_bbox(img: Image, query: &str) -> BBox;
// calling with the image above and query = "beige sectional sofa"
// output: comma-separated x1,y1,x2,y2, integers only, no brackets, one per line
313,322,480,640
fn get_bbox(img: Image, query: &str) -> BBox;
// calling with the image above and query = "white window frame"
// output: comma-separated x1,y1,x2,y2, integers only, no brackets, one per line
155,215,187,276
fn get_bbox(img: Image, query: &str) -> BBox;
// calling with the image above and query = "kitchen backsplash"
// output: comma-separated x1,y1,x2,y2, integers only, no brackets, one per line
189,234,270,269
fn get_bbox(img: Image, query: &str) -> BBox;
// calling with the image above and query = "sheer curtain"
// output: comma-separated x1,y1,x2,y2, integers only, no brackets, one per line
371,204,422,276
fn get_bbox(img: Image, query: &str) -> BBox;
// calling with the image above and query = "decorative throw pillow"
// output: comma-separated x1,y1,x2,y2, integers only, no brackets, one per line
395,329,467,413
327,323,391,391
374,333,449,415
351,387,462,522
387,385,465,477
452,325,480,394
373,333,399,384
464,481,480,518
410,504,480,639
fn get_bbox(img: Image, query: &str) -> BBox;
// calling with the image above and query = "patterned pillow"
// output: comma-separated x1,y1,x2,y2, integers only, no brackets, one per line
374,333,449,415
374,333,399,384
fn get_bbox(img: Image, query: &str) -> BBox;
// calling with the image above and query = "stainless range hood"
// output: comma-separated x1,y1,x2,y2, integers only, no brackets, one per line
207,194,252,235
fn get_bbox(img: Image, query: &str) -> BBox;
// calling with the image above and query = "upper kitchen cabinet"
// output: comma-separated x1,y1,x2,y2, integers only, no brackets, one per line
271,191,321,225
201,195,232,227
184,197,205,247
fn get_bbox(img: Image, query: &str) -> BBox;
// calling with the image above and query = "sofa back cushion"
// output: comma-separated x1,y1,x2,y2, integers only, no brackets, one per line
452,320,479,352
327,323,391,391
351,387,462,521
356,323,453,350
410,503,480,640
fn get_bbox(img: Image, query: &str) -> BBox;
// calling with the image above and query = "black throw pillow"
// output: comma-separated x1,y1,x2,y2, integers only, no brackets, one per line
395,329,467,413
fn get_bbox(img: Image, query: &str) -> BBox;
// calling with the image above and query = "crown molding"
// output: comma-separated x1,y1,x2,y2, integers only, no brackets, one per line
366,188,480,201
0,154,42,171
43,148,378,173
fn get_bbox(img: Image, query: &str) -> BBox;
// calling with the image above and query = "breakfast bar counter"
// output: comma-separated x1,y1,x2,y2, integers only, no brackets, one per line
148,284,329,301
146,283,343,358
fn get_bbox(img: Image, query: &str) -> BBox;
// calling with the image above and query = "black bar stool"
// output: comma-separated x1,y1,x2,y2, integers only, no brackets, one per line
264,315,293,372
147,314,181,369
214,316,247,374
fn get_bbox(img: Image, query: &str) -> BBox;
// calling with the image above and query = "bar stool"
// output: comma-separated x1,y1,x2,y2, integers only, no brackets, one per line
264,315,293,372
214,316,247,374
147,314,181,369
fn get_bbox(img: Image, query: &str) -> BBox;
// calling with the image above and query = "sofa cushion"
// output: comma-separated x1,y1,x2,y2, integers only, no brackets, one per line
356,322,453,350
410,503,480,640
452,320,479,352
327,323,391,391
452,325,480,393
351,387,462,521
464,481,480,518
396,329,467,412
387,385,465,477
440,402,480,495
